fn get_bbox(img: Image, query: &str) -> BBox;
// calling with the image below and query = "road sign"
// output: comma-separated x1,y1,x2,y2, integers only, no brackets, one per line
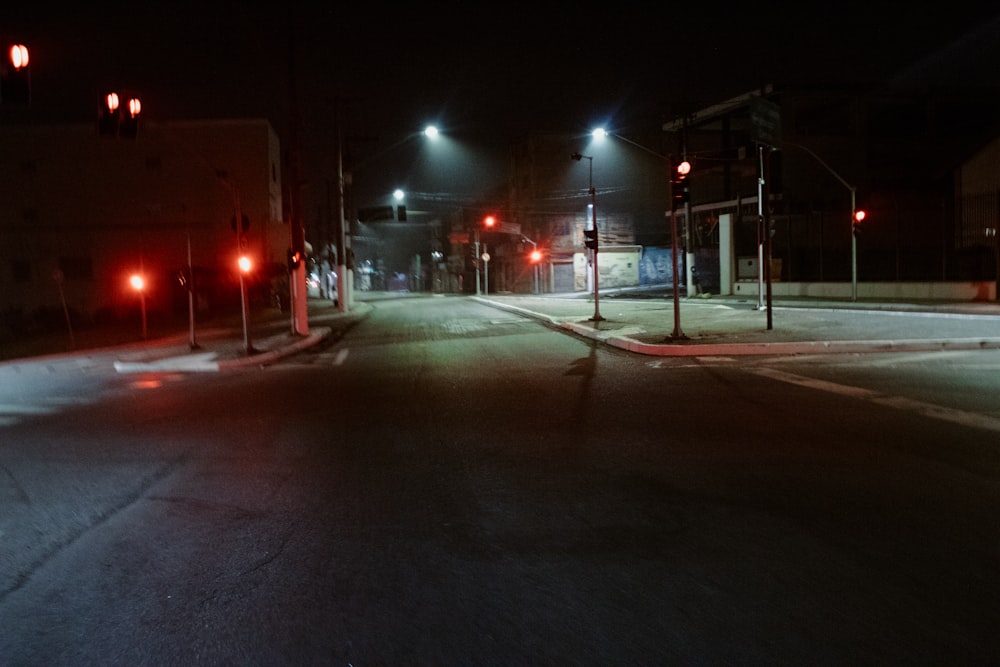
751,97,781,147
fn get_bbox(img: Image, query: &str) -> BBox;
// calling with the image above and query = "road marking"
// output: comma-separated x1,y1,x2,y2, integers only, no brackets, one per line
332,348,349,365
114,351,220,373
0,404,56,415
752,367,1000,433
647,357,735,368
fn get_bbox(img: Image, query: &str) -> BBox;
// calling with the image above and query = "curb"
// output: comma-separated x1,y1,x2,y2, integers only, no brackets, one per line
217,327,332,370
476,296,1000,357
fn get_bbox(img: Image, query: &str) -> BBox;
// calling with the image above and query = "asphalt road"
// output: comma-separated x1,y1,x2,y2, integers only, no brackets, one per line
1,294,998,665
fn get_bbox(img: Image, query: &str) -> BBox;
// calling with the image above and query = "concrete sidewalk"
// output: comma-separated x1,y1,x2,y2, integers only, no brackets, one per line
105,291,1000,369
475,292,1000,356
8,291,1000,375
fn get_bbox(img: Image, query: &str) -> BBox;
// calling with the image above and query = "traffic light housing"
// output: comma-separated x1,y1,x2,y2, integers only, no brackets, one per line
1,44,30,104
98,92,141,138
119,97,141,139
584,227,598,250
397,205,407,222
99,93,120,136
287,248,302,270
671,159,691,207
852,209,866,238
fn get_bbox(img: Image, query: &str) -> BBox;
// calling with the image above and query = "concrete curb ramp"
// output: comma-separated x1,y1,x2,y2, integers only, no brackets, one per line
113,327,331,373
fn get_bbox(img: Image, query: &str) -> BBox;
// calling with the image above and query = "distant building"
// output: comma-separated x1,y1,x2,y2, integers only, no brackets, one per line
0,119,287,326
663,81,1000,285
503,78,1000,298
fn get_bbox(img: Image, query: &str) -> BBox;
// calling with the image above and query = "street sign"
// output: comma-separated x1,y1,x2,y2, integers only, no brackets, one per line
751,97,781,147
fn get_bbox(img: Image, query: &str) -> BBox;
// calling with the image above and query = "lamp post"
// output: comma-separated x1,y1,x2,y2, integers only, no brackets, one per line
343,125,441,299
571,152,604,322
590,129,686,336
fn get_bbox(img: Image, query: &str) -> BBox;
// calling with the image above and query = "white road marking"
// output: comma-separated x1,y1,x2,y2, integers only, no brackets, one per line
0,404,56,415
752,367,1000,433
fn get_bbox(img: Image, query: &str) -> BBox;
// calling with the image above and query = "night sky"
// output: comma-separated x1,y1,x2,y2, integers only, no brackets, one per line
4,1,999,211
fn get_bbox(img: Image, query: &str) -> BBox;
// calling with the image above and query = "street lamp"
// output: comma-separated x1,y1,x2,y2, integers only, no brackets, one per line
342,124,442,303
570,152,604,322
589,129,687,337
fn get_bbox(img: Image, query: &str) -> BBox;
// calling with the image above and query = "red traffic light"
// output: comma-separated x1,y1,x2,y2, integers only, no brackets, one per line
484,215,496,228
675,160,691,176
530,249,542,263
8,44,28,70
129,274,145,291
2,44,31,104
238,256,252,273
853,210,866,223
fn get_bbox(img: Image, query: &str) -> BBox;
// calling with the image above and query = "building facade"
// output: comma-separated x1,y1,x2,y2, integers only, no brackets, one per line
0,118,287,329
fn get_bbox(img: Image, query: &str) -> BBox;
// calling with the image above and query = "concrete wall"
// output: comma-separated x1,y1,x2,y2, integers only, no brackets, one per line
731,280,997,301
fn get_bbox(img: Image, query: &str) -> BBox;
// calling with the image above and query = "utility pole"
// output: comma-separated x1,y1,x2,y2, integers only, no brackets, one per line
571,152,604,322
286,8,308,335
334,119,349,312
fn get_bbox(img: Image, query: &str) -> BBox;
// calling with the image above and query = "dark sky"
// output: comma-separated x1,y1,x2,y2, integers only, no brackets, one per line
5,1,999,208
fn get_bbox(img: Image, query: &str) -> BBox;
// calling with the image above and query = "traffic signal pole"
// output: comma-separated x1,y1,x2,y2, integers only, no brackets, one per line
668,178,686,341
571,152,603,322
335,122,350,312
588,183,603,322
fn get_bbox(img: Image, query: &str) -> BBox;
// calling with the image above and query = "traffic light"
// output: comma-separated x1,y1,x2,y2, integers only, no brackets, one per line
98,92,141,138
119,96,141,139
1,44,30,104
238,255,252,273
671,159,691,206
99,92,120,136
584,227,598,250
484,215,496,229
852,209,866,238
287,248,302,270
530,248,543,263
